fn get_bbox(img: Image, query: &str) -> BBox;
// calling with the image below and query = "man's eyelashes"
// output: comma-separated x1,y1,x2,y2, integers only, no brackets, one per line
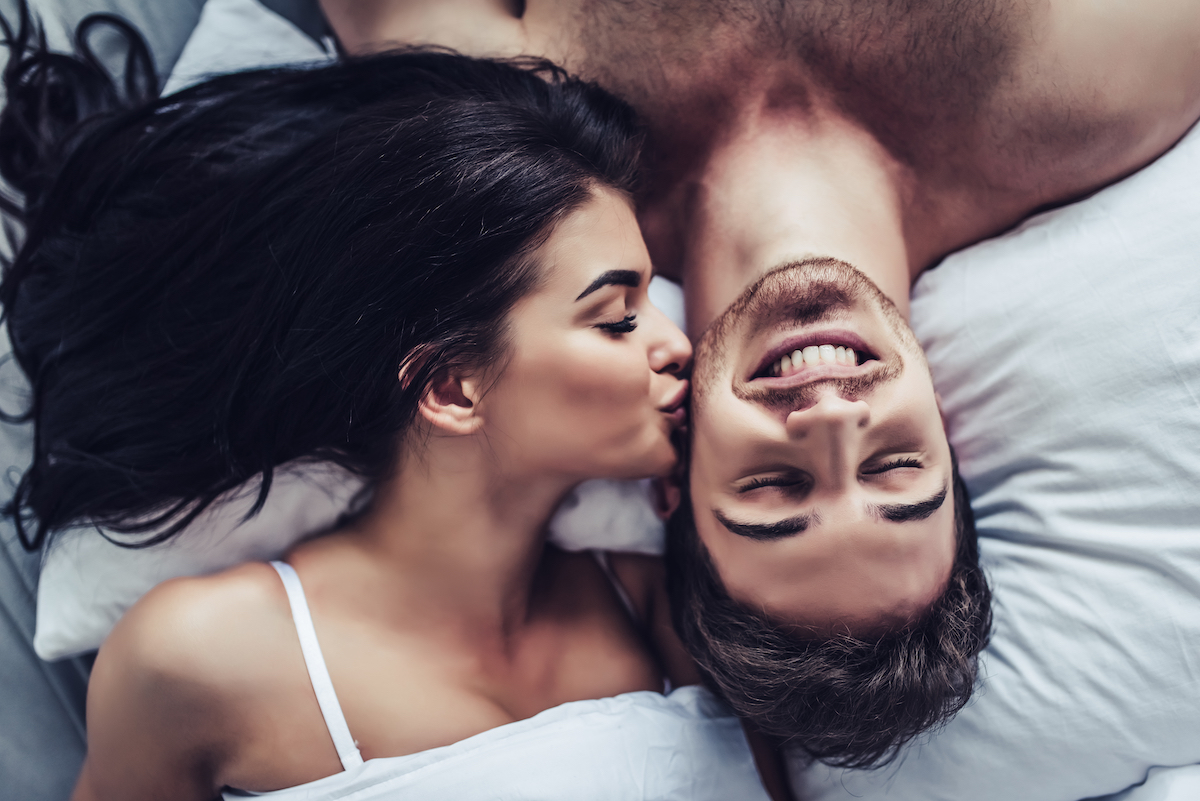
738,458,923,491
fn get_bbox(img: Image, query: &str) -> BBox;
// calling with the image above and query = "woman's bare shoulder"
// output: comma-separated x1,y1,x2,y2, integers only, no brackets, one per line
107,562,292,686
80,562,298,799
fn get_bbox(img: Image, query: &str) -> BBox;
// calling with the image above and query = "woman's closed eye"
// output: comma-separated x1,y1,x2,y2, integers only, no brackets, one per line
595,313,638,334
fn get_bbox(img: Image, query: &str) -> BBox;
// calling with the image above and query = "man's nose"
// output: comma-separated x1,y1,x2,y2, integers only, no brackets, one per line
785,391,870,488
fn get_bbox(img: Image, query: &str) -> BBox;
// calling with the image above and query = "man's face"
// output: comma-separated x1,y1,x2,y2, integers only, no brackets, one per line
688,258,957,632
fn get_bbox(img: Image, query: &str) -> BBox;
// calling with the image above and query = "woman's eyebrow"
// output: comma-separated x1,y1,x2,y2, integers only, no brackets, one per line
575,269,641,301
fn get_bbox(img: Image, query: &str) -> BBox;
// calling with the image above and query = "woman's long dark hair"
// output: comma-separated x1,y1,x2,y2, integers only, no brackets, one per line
0,5,643,551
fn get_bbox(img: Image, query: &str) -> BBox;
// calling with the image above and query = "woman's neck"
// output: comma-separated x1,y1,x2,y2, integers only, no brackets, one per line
344,432,577,639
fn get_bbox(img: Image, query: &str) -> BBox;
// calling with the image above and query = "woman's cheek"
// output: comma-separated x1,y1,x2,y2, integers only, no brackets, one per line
570,351,649,419
504,336,658,471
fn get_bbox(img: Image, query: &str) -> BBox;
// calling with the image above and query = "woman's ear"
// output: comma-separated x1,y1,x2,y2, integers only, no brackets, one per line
413,367,485,435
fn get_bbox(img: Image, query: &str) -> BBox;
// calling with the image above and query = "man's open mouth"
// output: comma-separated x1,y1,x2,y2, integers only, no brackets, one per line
748,328,881,381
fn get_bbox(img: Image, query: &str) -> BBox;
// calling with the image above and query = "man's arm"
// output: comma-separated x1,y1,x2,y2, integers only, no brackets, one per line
319,0,529,57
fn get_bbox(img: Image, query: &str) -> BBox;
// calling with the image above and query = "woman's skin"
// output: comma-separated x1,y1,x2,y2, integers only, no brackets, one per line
70,190,725,799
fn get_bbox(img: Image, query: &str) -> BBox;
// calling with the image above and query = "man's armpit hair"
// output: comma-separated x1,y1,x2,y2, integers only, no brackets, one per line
665,449,992,769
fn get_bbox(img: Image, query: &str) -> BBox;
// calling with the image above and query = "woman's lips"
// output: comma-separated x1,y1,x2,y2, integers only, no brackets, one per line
659,380,689,426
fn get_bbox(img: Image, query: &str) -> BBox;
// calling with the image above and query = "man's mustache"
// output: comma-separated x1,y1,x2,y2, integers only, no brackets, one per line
744,281,856,340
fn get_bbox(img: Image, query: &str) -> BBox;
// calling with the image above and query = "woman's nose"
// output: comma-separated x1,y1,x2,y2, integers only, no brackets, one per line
644,304,692,374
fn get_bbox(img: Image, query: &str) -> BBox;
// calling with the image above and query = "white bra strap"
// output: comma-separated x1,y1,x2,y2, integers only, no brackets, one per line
591,551,671,695
590,550,641,627
269,561,364,770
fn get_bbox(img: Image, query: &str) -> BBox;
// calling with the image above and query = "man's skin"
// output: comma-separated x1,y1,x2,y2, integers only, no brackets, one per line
684,256,960,632
321,0,1200,626
324,0,1200,321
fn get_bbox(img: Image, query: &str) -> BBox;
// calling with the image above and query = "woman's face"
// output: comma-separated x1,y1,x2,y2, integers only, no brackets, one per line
478,189,692,481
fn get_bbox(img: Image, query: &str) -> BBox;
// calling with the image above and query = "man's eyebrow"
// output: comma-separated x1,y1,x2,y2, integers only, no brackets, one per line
871,483,949,523
575,269,641,301
713,508,812,541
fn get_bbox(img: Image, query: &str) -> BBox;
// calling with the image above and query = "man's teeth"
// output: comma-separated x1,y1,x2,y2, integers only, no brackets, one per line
770,345,857,376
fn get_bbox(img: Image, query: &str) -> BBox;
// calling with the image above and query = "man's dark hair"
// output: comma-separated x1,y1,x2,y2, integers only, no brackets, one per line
0,4,643,551
666,450,992,769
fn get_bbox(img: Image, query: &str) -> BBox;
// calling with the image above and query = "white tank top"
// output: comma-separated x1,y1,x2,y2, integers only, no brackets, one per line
221,560,768,801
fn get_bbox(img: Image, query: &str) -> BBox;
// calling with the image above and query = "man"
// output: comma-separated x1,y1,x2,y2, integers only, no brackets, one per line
324,1,1200,327
668,255,989,767
321,0,1200,768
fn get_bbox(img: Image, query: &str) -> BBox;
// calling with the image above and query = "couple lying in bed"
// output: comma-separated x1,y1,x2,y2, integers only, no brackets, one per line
4,1,1199,799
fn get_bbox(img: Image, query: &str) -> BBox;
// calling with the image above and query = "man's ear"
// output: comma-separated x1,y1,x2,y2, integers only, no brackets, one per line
651,475,682,520
413,366,485,435
651,427,688,520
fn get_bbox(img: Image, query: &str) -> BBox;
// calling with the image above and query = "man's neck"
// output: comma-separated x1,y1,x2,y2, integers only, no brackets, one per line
667,105,917,335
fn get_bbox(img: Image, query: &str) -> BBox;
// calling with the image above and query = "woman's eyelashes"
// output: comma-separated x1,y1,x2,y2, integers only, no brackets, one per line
595,313,638,335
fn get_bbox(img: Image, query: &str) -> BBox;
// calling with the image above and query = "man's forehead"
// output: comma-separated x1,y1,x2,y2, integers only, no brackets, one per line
707,507,959,628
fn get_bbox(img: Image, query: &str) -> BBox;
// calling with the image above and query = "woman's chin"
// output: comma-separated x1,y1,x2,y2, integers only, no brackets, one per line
564,429,681,482
617,442,679,481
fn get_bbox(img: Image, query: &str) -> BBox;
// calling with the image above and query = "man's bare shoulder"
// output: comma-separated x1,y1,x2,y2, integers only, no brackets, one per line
782,0,1200,193
1006,0,1200,173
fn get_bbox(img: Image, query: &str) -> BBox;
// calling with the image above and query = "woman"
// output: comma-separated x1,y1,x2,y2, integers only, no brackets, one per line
0,9,786,801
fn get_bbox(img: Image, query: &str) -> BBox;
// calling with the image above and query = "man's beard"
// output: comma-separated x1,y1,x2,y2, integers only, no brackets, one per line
692,257,920,410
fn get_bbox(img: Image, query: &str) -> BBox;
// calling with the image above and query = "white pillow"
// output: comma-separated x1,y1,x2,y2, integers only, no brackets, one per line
34,463,364,660
1101,765,1200,801
29,0,676,661
792,124,1200,797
